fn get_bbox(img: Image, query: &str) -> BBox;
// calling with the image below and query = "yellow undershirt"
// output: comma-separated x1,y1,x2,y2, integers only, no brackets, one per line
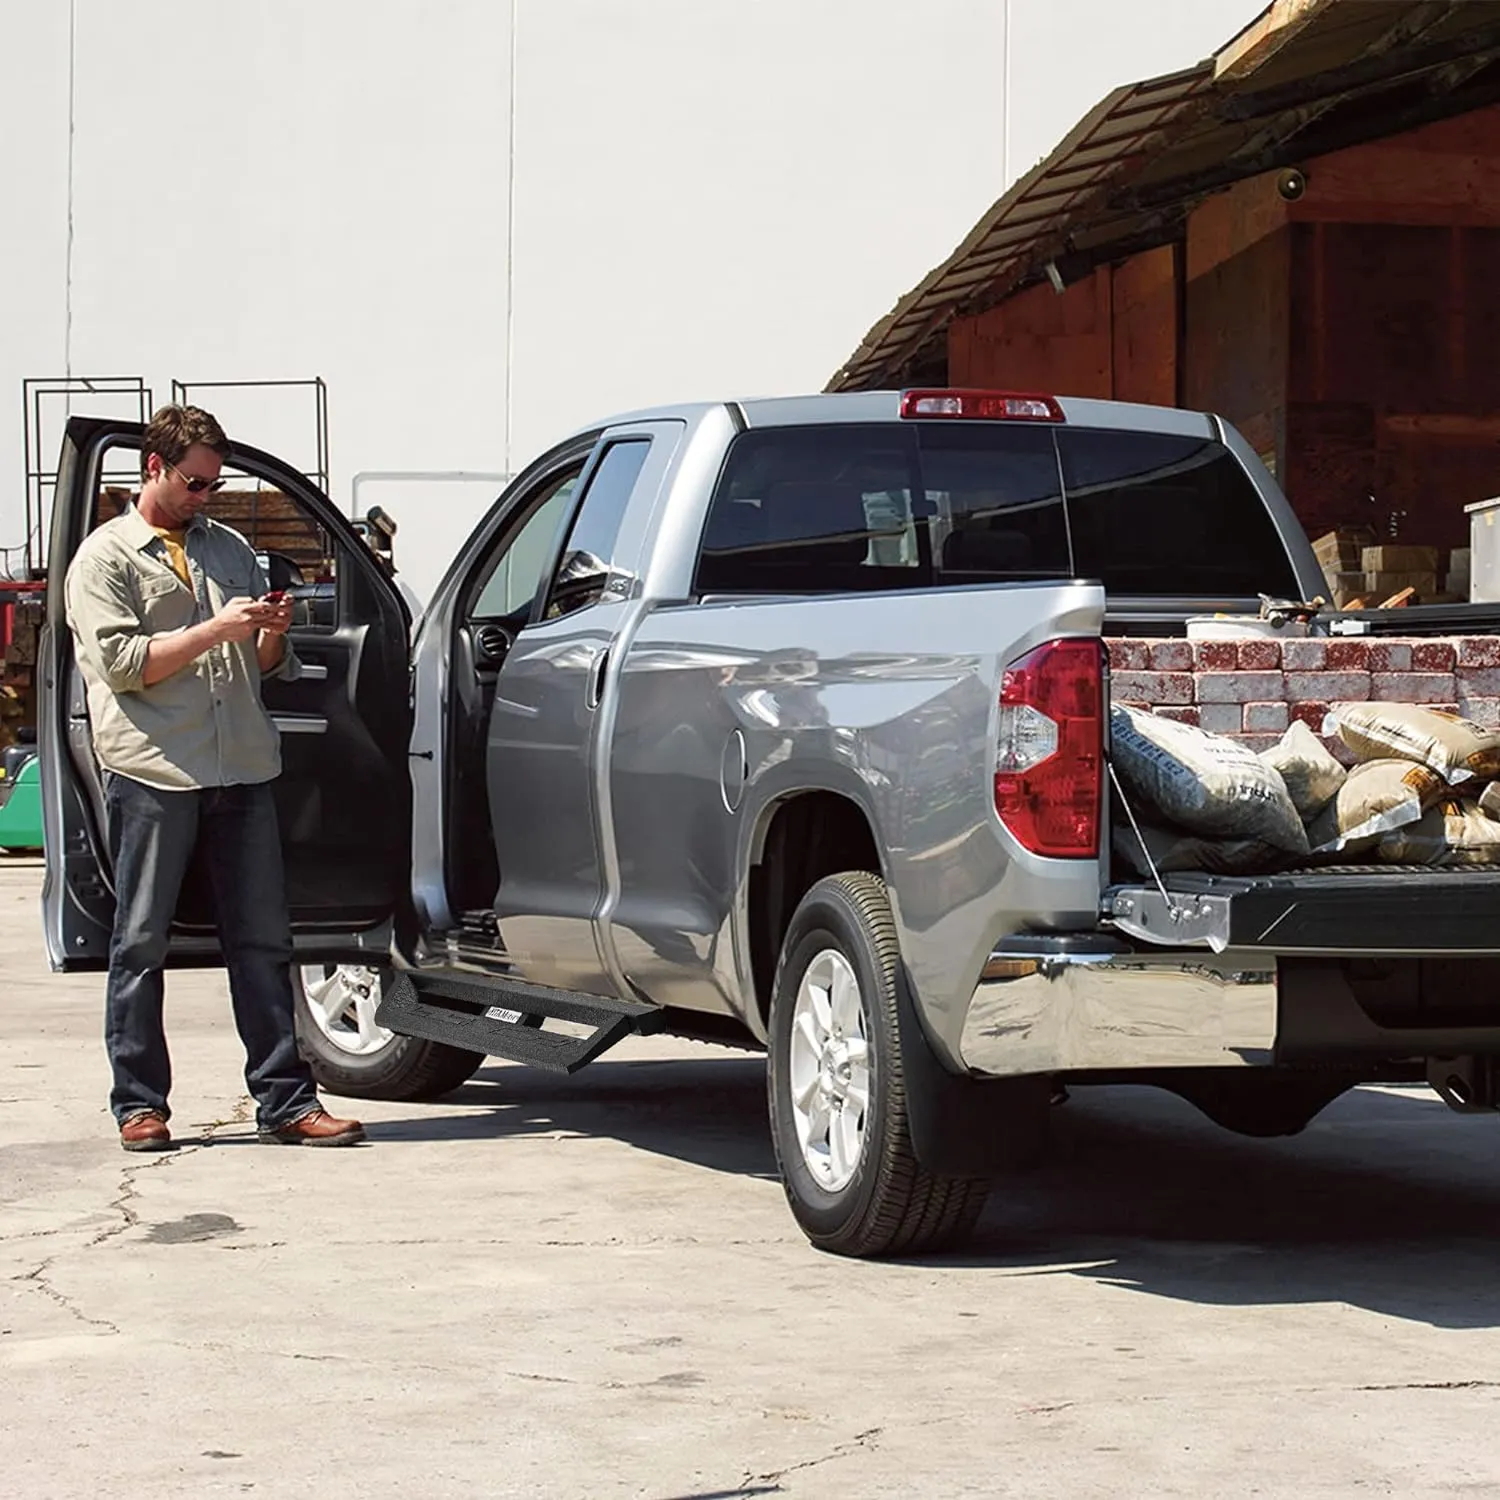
151,527,191,589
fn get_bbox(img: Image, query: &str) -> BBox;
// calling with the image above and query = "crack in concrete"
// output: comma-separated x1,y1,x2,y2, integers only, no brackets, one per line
0,1224,97,1245
179,1338,451,1374
1354,1380,1500,1392
746,1427,883,1485
10,1100,256,1336
85,1094,254,1251
14,1255,122,1336
88,1145,191,1248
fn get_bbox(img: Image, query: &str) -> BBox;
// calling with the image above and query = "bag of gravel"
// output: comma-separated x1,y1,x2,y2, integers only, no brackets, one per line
1481,781,1500,821
1258,720,1347,822
1112,821,1286,877
1307,757,1446,855
1377,799,1500,866
1324,703,1500,785
1109,705,1308,854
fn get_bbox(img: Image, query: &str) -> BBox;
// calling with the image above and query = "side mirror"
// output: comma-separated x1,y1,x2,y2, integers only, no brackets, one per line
258,550,308,593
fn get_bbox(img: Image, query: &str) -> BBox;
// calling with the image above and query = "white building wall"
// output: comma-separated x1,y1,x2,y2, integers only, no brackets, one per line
1,0,1256,602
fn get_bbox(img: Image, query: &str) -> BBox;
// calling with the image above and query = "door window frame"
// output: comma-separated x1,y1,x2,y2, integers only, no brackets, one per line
536,436,654,622
453,441,599,628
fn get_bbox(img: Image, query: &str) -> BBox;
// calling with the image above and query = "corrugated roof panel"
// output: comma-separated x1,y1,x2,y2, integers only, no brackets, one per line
828,0,1500,392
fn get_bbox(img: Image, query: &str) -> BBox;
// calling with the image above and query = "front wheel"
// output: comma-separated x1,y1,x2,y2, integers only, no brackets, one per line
293,964,485,1101
767,872,989,1258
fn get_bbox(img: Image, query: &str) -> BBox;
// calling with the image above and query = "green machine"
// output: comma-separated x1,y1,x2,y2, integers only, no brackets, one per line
0,751,43,851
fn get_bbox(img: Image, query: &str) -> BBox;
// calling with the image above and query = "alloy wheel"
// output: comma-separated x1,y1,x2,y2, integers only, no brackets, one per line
787,947,872,1191
299,964,394,1057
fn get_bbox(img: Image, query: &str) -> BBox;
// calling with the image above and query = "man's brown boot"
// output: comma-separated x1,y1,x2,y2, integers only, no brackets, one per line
258,1107,365,1147
119,1110,172,1153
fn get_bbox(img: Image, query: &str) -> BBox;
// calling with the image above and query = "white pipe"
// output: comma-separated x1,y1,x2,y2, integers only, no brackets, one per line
348,470,511,520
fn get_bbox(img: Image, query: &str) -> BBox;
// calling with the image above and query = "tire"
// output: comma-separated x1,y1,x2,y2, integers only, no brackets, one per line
293,964,485,1101
767,872,990,1258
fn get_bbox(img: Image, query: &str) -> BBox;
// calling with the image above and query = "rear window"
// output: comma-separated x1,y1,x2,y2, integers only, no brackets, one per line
695,424,1070,594
693,422,1298,599
1059,428,1298,597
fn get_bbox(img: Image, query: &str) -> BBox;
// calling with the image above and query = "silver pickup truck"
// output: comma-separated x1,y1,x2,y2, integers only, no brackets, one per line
42,393,1500,1258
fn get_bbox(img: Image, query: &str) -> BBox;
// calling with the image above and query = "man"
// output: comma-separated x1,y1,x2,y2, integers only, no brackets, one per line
65,404,364,1151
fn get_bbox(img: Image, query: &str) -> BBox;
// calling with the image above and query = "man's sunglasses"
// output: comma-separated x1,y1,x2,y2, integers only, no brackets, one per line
165,460,226,494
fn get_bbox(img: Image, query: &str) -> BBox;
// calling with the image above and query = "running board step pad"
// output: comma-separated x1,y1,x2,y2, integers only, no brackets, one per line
376,971,662,1074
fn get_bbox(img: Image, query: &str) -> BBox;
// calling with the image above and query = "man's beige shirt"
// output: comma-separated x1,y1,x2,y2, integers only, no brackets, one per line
65,504,300,791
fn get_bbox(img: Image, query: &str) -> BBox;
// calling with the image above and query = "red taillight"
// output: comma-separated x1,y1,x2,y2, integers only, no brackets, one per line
994,638,1103,859
900,388,1065,422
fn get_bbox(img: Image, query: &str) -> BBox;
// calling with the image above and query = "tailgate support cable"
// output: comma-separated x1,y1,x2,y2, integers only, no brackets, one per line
1106,759,1185,917
1105,759,1232,952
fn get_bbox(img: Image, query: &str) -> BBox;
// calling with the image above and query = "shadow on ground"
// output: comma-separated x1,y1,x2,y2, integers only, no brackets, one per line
374,1058,1500,1327
373,1051,778,1180
946,1084,1500,1330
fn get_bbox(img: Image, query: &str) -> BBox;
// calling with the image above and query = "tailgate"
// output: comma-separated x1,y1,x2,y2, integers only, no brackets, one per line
1105,866,1500,956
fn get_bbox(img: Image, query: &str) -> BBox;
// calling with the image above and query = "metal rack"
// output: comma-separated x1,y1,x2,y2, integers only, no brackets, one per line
21,375,330,578
21,375,153,578
170,377,329,492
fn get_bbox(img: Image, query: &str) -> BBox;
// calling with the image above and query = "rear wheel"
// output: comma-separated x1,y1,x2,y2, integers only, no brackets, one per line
293,964,485,1101
767,872,989,1257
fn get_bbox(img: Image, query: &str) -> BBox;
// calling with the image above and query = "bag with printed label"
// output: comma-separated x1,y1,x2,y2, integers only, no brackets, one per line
1307,757,1445,855
1109,705,1308,854
1324,703,1500,785
1377,799,1500,866
1112,820,1287,877
1258,720,1347,822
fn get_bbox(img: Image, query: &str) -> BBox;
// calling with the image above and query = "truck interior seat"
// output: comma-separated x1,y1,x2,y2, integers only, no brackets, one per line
941,527,1035,575
760,482,873,565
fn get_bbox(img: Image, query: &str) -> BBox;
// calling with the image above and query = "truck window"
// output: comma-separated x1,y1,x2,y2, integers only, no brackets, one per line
694,424,1070,594
921,424,1069,581
470,471,580,619
1059,429,1299,598
542,438,651,619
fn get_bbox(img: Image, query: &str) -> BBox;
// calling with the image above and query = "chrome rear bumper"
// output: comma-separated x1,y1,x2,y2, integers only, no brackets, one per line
958,935,1276,1077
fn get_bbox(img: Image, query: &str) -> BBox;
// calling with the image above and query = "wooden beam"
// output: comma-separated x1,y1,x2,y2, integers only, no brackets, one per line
1113,60,1500,215
1221,3,1496,119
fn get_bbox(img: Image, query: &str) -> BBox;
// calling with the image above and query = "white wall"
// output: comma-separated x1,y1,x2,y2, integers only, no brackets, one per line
1,0,1257,602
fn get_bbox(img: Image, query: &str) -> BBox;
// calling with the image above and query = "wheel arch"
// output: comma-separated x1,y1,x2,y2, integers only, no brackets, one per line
745,788,883,1032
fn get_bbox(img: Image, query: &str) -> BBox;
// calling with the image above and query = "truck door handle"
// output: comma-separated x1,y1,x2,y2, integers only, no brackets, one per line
586,648,609,711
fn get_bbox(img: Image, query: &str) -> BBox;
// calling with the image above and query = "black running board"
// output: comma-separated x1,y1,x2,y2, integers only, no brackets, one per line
376,970,662,1074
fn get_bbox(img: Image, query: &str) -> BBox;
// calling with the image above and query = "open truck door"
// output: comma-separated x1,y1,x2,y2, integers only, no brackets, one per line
39,416,412,972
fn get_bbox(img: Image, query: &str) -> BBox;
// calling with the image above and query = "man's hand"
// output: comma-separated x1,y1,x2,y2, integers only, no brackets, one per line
256,594,294,673
257,595,294,637
209,596,275,645
141,594,295,687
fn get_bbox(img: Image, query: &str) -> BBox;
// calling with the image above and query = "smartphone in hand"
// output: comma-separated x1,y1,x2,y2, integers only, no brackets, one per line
261,589,287,605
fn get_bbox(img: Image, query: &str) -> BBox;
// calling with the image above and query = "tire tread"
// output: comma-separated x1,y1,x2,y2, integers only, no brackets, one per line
770,871,989,1258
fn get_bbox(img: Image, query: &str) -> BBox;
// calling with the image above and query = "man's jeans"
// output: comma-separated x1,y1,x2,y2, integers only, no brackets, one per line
104,773,319,1131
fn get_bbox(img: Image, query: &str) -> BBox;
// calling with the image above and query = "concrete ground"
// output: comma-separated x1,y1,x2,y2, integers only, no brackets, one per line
5,861,1500,1499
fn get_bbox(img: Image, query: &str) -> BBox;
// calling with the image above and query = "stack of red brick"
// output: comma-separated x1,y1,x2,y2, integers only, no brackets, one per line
1108,636,1500,757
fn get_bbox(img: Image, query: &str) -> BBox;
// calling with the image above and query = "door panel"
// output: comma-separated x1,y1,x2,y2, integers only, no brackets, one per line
41,417,410,971
440,465,583,918
487,425,681,992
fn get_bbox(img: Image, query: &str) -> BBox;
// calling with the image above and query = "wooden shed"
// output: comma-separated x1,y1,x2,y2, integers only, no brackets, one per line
830,0,1500,563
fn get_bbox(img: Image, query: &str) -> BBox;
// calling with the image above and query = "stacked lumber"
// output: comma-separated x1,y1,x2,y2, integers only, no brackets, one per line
96,484,332,578
1313,530,1470,608
1,593,44,741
